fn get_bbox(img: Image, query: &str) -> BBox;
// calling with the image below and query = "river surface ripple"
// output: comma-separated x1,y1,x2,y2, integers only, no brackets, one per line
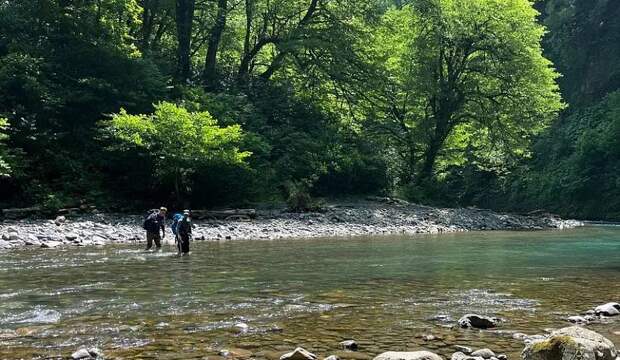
0,227,619,359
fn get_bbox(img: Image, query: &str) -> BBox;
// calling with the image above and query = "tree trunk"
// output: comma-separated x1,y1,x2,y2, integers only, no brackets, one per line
203,0,227,89
237,0,254,85
417,114,451,184
140,0,159,52
419,137,441,183
175,0,195,82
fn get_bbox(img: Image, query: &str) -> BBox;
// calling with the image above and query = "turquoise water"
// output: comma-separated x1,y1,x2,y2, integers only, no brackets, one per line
0,227,619,359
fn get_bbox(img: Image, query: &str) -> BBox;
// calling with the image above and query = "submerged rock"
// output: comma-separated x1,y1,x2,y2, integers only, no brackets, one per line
374,351,444,360
567,316,588,324
458,314,499,329
41,241,62,248
71,347,102,359
234,322,249,333
471,349,495,359
280,348,318,360
454,346,473,355
594,303,620,316
324,356,341,360
522,326,617,360
451,352,483,360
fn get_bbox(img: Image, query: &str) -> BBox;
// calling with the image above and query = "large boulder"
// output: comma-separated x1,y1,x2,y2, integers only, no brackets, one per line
594,303,620,316
374,351,444,360
522,326,617,360
458,314,500,329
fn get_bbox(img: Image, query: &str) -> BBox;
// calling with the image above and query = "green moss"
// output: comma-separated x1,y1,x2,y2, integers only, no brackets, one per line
530,336,576,360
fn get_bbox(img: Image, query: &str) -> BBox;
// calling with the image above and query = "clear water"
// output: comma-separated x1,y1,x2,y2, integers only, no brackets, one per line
0,227,619,359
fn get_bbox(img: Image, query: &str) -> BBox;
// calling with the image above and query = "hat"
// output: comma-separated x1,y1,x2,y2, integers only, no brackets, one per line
183,209,190,215
160,206,168,212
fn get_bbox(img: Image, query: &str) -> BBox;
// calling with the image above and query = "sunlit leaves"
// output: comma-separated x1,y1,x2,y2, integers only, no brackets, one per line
104,102,251,195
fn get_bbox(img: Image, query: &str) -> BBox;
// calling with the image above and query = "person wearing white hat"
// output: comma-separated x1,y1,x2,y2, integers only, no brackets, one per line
176,210,192,255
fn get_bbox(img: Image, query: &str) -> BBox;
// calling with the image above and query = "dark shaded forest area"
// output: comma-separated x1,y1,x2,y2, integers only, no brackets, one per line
0,0,617,220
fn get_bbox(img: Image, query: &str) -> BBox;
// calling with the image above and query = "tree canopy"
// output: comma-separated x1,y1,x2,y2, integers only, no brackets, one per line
105,102,250,202
360,0,563,188
0,0,616,219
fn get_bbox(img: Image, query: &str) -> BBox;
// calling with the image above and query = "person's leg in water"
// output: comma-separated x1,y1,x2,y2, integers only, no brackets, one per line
180,233,190,255
145,232,154,250
176,234,181,255
153,232,162,251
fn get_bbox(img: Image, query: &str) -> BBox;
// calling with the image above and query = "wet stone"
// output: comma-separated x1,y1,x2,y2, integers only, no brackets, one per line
471,349,495,359
374,351,444,360
567,315,588,324
595,303,620,316
454,346,472,355
458,314,499,329
280,348,318,360
340,340,359,351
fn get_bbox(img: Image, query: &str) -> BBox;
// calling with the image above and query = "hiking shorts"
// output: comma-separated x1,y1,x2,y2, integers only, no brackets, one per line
146,231,161,249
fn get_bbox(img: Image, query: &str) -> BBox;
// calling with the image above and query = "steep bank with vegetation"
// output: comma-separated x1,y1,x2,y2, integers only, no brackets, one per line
0,0,616,220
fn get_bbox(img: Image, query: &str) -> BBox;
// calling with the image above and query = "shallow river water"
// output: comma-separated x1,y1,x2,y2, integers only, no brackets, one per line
1,226,619,359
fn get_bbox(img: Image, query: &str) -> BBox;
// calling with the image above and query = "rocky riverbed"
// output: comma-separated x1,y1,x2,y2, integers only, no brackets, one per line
0,201,583,251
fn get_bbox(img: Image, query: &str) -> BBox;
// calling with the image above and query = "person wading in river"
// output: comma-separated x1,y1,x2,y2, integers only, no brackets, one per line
143,207,167,251
176,210,192,255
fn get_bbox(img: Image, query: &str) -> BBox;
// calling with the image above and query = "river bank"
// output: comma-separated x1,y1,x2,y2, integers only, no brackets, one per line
0,200,583,251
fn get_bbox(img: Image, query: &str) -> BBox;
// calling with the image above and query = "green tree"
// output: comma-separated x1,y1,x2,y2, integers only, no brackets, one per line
105,102,251,202
364,0,564,187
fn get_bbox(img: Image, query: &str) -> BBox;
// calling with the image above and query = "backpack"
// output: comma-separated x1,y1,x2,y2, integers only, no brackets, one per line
143,212,159,232
171,213,183,235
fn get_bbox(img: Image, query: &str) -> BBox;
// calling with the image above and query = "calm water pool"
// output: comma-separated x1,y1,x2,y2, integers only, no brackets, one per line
0,226,619,359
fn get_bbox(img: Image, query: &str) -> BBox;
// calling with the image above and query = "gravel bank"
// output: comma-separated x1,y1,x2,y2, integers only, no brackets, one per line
0,202,583,251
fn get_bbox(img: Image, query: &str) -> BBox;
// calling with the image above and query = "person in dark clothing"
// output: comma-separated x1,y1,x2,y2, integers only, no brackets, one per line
144,207,167,250
177,210,192,255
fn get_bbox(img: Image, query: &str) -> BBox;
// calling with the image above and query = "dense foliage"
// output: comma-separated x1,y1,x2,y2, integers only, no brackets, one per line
0,0,616,219
105,102,251,204
364,0,562,193
492,0,620,220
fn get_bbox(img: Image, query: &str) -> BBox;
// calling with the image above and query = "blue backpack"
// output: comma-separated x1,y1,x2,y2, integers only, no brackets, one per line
171,213,183,235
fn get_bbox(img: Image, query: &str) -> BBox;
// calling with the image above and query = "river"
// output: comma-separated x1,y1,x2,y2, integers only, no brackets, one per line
1,226,619,359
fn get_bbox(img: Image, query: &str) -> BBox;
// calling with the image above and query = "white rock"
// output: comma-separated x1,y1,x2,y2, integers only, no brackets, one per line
41,241,62,248
8,233,21,241
280,347,318,360
374,351,444,360
454,346,473,355
568,315,588,324
71,348,92,359
471,349,495,359
234,322,249,332
595,303,620,316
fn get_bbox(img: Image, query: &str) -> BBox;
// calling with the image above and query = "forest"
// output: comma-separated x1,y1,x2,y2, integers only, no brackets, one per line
0,0,618,220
